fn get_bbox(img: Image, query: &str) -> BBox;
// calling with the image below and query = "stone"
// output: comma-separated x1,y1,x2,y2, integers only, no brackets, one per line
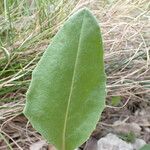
98,133,133,150
132,139,146,150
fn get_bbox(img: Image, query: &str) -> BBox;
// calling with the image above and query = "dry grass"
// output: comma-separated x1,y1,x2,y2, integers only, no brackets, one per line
89,0,150,98
0,0,150,149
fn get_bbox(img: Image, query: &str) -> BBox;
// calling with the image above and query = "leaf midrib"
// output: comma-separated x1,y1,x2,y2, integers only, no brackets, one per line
62,11,86,150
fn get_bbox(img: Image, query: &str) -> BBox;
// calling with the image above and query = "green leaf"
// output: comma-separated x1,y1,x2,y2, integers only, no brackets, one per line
140,144,150,150
23,8,106,150
111,96,121,106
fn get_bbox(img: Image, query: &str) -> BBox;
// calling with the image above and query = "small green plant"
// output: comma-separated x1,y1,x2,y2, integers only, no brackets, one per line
111,96,121,106
140,144,150,150
23,8,106,150
119,132,136,143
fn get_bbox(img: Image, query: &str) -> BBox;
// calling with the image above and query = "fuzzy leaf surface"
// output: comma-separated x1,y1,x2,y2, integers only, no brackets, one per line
24,8,106,150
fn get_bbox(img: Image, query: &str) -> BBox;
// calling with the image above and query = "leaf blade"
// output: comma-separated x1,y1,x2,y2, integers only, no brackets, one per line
24,8,106,150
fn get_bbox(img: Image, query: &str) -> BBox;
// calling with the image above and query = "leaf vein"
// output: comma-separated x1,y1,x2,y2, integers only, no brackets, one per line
62,11,86,150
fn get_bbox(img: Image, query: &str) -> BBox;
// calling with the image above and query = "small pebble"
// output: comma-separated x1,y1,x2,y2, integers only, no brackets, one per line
97,133,146,150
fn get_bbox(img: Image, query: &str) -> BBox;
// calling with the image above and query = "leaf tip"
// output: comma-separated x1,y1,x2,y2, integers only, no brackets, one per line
77,7,92,15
